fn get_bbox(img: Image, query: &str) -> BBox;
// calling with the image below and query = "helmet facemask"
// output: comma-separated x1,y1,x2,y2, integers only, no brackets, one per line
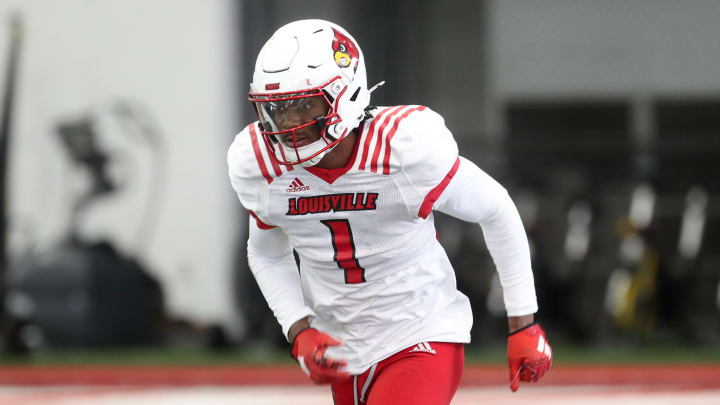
250,76,349,167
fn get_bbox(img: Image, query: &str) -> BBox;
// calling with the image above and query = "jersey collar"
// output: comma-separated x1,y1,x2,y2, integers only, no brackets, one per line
304,124,363,184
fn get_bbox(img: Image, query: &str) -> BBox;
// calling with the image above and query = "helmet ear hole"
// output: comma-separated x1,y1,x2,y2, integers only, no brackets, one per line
322,89,335,104
349,87,360,102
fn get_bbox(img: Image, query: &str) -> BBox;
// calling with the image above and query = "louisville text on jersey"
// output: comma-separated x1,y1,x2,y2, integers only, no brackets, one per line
287,192,379,216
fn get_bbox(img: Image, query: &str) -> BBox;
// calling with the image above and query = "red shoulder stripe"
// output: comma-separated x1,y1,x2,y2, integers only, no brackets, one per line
262,134,283,177
382,106,426,175
249,124,273,184
370,106,406,173
249,210,276,230
418,156,461,219
358,107,394,170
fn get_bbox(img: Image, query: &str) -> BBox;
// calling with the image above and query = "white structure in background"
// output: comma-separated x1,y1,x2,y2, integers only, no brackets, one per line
0,0,244,336
485,0,720,135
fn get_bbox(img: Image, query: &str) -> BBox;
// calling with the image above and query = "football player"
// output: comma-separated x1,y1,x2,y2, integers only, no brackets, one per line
228,19,551,405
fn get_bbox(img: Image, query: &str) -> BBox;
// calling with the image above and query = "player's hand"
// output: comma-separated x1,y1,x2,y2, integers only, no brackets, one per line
507,322,552,392
291,328,350,384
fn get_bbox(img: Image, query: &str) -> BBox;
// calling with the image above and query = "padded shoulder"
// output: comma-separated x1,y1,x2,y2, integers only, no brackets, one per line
392,106,458,170
388,107,460,218
227,123,272,223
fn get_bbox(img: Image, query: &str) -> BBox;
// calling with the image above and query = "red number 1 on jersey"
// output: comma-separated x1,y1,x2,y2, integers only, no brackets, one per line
321,219,365,284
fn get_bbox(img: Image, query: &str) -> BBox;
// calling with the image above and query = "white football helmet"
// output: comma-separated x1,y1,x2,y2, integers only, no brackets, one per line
249,19,370,167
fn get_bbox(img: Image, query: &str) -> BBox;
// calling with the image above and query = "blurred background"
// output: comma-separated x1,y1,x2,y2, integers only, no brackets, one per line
1,0,719,365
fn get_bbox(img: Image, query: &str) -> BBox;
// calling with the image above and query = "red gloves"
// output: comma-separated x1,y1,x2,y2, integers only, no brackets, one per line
507,322,552,392
291,328,350,384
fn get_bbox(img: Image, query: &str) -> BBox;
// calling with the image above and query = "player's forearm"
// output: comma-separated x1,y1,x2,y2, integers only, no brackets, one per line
247,222,315,339
508,314,534,333
248,251,315,340
480,202,538,316
287,317,312,342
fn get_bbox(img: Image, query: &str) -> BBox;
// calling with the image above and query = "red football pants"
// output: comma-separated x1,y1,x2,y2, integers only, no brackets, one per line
330,342,464,405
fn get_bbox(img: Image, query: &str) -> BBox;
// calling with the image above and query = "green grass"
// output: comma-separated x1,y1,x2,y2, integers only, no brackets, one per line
465,342,720,365
0,346,295,366
1,343,718,366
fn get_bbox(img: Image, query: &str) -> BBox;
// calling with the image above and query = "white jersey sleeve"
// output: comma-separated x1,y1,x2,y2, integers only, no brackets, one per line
435,157,538,316
247,220,316,339
389,107,460,219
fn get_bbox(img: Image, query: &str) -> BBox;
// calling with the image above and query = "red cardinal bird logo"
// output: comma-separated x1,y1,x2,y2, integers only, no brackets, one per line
332,28,359,73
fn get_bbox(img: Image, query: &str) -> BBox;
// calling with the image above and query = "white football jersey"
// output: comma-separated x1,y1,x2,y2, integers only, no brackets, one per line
228,105,473,374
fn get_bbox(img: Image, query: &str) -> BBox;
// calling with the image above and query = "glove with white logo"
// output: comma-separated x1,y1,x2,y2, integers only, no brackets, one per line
291,328,350,384
507,322,552,392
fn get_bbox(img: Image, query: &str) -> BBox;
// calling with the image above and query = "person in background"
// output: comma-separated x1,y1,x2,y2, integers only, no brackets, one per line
228,19,552,405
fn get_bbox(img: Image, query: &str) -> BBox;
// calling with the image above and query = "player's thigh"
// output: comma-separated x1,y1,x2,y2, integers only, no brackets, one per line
367,342,464,405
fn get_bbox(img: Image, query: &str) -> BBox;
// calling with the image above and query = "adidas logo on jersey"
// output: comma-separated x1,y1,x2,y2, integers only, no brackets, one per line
286,178,310,193
409,342,436,355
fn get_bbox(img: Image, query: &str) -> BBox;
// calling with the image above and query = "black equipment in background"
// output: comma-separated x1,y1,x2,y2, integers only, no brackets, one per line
8,239,164,347
55,118,116,237
57,119,115,196
5,104,167,349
